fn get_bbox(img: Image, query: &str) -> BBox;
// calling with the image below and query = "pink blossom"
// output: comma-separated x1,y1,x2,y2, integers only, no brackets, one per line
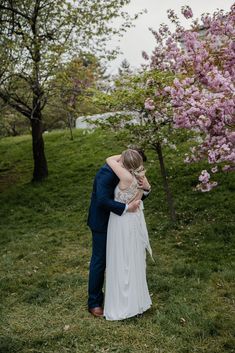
144,98,155,111
211,166,218,173
196,181,218,192
184,155,191,163
181,6,193,19
222,165,231,171
229,131,235,143
199,170,210,183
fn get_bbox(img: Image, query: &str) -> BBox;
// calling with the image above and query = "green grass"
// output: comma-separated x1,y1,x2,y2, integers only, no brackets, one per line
0,129,234,353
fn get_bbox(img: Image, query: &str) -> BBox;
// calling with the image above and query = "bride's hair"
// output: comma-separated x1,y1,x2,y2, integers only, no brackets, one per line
121,149,145,179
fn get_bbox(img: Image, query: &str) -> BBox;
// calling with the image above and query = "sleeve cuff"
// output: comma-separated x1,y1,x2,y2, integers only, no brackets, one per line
122,204,128,215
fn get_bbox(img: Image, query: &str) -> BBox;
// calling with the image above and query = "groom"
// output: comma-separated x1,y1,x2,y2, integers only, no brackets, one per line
87,147,151,317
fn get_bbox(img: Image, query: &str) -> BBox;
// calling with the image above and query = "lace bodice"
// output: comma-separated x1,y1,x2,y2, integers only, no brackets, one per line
115,177,142,204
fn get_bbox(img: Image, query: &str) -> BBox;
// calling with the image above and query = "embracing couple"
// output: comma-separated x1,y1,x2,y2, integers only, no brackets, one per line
87,147,153,321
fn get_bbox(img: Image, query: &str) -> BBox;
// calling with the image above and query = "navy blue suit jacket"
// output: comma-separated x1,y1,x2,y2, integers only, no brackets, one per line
87,163,126,233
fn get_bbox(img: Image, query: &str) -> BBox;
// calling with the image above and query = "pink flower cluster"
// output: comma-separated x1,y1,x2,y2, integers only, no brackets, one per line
181,6,193,19
196,170,218,192
143,3,235,191
144,98,155,111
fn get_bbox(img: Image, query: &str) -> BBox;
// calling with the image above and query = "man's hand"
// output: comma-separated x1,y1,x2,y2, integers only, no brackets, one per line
127,199,141,212
138,176,151,191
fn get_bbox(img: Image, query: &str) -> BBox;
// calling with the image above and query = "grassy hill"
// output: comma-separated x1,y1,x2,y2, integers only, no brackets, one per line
0,129,234,353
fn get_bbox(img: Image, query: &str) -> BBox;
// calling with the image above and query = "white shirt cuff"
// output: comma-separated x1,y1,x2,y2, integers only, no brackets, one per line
122,204,128,215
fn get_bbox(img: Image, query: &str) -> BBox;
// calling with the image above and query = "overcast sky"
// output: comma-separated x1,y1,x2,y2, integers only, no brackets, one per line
107,0,233,73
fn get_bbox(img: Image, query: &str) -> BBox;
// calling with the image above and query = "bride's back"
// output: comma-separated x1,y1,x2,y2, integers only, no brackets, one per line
115,177,143,204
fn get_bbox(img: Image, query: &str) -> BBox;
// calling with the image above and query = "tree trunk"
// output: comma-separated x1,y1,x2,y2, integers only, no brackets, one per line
31,113,48,182
11,124,19,136
155,142,177,223
67,112,74,140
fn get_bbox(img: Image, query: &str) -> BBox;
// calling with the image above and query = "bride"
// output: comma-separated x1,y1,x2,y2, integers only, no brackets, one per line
104,149,153,321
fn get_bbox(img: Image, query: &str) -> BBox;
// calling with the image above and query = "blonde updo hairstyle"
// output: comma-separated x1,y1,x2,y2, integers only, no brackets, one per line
121,149,145,179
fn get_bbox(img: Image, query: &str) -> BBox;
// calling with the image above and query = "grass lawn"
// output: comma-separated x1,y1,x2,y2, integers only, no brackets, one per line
0,129,234,353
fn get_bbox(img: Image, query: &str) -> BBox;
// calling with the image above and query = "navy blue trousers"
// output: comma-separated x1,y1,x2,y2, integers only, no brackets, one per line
88,231,107,308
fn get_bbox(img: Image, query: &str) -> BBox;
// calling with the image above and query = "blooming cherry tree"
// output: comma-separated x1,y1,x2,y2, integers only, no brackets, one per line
143,4,235,191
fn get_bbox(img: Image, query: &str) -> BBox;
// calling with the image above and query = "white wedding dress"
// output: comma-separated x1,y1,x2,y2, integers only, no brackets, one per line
104,177,153,321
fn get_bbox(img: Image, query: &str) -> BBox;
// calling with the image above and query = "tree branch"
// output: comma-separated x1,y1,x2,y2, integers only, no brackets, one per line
0,91,31,118
0,4,30,20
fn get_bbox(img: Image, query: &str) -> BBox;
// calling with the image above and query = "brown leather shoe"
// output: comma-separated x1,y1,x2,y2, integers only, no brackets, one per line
88,307,104,317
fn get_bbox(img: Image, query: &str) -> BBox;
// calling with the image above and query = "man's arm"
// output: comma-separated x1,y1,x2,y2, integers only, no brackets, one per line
96,172,140,215
97,186,140,215
96,176,125,216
